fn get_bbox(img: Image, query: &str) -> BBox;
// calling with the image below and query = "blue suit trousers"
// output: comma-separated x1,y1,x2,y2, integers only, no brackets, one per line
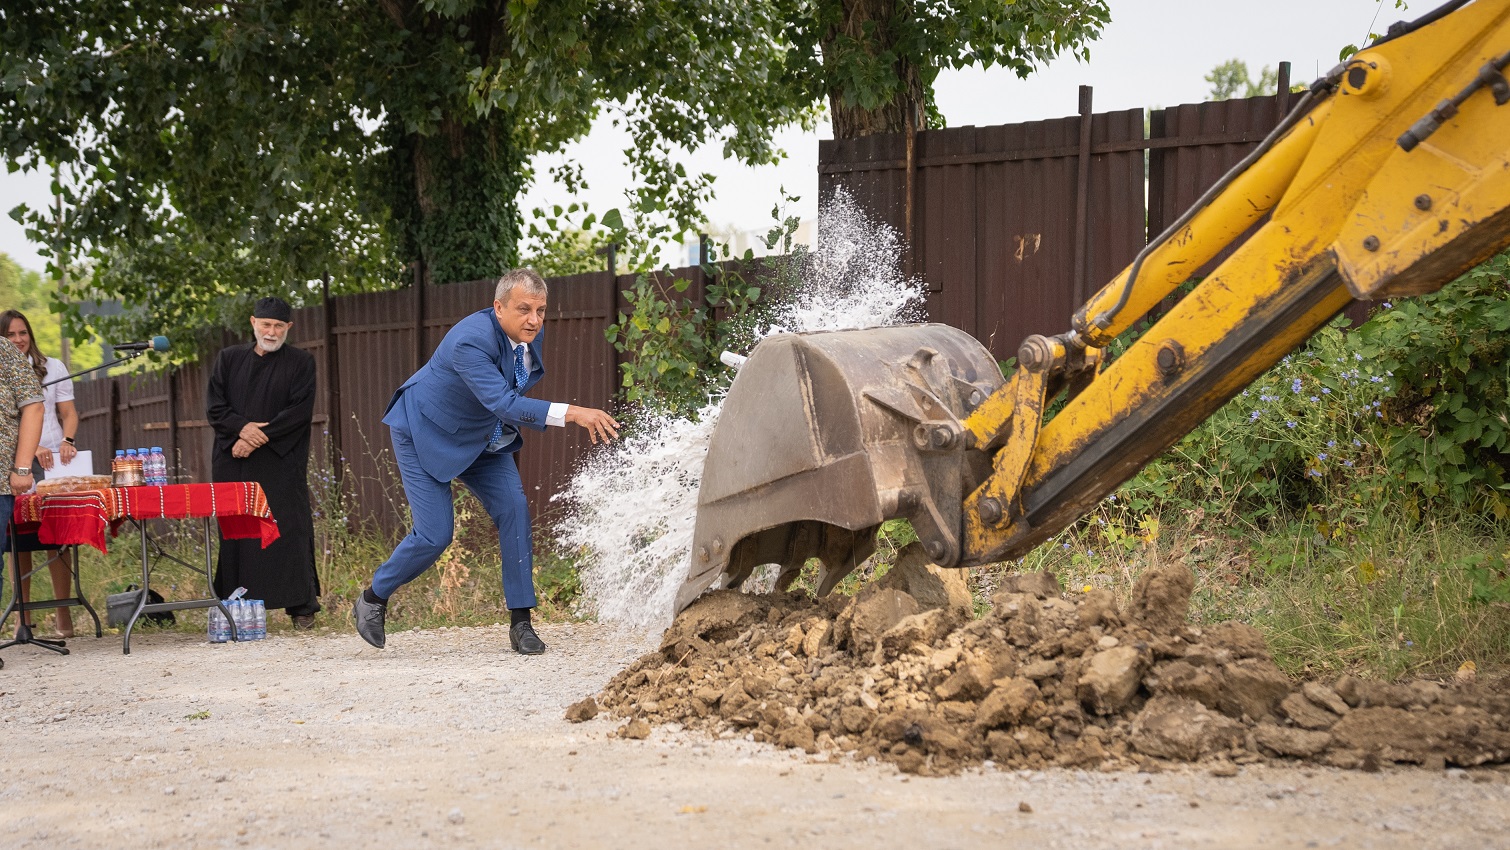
370,425,537,608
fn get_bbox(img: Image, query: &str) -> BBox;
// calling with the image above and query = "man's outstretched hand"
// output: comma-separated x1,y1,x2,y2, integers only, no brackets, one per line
565,406,620,445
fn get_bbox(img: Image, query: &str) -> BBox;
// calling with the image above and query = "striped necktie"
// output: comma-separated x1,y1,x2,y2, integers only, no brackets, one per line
489,344,529,446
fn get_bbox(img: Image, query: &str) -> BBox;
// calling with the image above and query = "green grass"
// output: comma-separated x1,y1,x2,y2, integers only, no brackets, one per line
988,508,1510,680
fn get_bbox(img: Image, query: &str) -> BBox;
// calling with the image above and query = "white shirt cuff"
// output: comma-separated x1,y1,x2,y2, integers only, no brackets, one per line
547,402,568,428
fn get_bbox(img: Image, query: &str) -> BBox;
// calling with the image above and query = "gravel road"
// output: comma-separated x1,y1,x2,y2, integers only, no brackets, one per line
3,622,1507,849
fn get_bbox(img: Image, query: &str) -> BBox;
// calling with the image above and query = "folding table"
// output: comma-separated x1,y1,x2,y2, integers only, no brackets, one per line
5,482,281,654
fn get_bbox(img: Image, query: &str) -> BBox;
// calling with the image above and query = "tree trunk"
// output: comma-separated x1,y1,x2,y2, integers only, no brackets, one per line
390,114,523,286
384,0,521,285
823,0,928,139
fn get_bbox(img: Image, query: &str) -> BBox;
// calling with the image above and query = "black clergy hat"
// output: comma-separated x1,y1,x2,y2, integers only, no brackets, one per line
253,296,293,322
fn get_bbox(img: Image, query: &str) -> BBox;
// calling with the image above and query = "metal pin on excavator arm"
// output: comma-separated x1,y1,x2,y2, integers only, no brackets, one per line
674,0,1510,614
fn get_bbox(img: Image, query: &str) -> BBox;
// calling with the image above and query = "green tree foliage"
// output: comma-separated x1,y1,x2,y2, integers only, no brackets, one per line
519,203,617,279
774,0,1110,137
2,1,1109,358
0,1,816,354
1204,59,1279,101
0,252,103,372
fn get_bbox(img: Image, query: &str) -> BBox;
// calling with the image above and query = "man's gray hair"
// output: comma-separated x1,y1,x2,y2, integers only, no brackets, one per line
495,268,548,304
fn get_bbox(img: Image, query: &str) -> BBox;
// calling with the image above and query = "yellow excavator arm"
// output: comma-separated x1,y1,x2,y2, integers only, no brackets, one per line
675,0,1510,613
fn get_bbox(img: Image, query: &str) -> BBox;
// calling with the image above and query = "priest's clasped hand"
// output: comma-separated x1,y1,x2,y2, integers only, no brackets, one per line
239,421,270,448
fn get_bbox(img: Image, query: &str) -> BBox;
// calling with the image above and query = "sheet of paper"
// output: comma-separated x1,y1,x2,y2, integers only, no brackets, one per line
44,449,94,478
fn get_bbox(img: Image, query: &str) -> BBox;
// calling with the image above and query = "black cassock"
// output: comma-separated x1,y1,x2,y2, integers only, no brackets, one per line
206,343,320,614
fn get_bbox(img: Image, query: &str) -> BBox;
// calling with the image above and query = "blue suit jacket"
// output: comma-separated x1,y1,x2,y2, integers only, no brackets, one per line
382,308,551,482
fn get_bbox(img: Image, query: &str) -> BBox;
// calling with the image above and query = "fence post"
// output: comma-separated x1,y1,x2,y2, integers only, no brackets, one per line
166,368,180,483
696,232,710,313
1073,85,1095,307
412,260,426,372
107,379,120,459
322,271,343,488
904,106,918,278
601,242,623,382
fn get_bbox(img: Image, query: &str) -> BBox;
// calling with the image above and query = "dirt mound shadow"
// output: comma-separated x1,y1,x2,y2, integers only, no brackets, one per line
587,562,1510,775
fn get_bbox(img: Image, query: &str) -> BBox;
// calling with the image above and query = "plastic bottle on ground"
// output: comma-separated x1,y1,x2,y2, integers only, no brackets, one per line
208,605,231,643
251,600,267,640
235,599,255,642
224,586,248,641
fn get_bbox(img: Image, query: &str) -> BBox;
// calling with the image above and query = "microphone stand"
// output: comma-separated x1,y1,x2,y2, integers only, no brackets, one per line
42,347,153,387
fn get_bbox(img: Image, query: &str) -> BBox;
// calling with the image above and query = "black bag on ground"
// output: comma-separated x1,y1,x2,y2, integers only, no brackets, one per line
105,585,176,628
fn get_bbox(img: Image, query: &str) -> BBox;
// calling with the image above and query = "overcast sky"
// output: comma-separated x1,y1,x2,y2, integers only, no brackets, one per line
0,0,1402,274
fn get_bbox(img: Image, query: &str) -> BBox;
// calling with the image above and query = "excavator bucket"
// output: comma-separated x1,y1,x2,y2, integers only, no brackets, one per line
675,324,1005,613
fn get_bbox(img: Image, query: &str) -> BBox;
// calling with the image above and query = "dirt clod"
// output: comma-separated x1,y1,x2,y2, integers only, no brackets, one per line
564,696,600,722
618,718,652,740
1129,562,1195,634
596,566,1510,775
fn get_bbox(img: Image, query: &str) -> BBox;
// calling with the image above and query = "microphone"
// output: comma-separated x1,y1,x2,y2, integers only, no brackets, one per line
112,336,171,353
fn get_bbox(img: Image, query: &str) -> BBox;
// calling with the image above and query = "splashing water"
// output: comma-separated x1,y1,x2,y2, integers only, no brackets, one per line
552,189,928,633
766,190,928,334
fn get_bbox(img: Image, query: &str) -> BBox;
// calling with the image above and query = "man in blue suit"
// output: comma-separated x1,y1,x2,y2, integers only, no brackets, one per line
354,268,619,654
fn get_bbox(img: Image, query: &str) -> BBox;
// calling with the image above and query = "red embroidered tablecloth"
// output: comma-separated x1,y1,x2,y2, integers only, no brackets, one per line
12,482,280,553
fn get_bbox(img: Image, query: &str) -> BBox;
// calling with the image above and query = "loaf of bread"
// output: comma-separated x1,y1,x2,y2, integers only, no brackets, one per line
34,475,113,496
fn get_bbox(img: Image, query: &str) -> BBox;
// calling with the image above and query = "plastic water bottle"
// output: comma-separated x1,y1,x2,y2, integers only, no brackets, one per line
150,446,170,485
111,449,127,486
208,605,232,643
251,600,267,640
234,599,256,642
123,449,143,486
144,447,159,485
221,586,248,641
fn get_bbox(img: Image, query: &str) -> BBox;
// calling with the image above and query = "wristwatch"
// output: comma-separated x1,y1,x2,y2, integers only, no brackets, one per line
11,466,31,476
62,436,76,445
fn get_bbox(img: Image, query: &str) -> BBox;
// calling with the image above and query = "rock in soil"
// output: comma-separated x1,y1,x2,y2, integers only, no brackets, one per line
590,562,1510,776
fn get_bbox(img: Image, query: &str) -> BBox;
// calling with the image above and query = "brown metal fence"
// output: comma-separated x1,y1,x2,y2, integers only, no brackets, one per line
70,82,1362,535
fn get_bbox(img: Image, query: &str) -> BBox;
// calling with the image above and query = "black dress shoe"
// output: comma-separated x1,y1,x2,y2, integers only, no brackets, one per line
510,621,546,655
353,595,386,649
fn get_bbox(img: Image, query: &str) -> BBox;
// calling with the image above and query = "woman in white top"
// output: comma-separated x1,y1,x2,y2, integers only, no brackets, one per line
3,310,79,638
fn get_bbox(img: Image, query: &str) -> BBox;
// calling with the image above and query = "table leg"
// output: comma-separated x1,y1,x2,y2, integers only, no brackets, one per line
121,517,238,654
120,519,152,655
205,517,237,642
70,544,104,638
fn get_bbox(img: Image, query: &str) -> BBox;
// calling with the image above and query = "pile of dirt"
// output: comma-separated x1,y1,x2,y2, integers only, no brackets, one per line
580,548,1510,776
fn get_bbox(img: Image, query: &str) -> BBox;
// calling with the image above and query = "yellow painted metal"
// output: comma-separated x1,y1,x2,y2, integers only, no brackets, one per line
964,0,1510,564
1073,100,1329,349
986,366,1051,514
962,372,1015,450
